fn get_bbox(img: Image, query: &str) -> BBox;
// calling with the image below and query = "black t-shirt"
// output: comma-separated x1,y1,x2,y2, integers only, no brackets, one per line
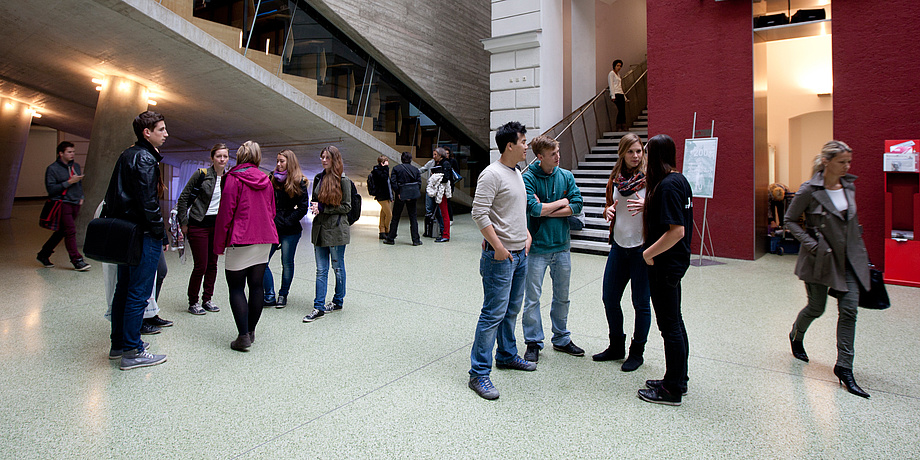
646,172,693,275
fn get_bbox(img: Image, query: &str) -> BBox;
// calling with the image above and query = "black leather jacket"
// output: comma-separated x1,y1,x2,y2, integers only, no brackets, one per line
103,139,165,239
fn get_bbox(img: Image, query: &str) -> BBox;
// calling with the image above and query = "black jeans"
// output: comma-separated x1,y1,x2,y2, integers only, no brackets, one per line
387,198,420,242
648,265,689,394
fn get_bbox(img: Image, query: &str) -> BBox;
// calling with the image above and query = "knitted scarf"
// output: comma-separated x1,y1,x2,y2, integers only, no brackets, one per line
615,171,646,196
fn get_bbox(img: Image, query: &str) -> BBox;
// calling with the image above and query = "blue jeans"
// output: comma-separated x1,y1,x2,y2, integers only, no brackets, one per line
521,250,572,348
111,235,161,352
601,242,651,343
314,244,346,310
469,249,528,377
263,232,301,301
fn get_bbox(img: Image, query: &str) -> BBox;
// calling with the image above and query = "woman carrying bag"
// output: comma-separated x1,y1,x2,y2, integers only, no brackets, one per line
785,140,872,398
176,143,229,315
263,149,310,308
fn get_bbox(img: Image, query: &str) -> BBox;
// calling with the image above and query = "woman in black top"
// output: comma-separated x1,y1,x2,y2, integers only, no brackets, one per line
262,149,310,308
636,134,693,406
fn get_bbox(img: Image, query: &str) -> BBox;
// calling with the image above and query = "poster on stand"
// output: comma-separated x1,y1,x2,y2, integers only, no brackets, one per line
683,137,718,199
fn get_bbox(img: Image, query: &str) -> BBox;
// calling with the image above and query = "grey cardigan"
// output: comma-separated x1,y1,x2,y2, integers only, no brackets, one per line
784,172,870,292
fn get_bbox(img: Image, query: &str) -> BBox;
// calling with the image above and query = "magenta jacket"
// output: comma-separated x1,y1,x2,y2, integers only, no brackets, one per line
214,163,278,255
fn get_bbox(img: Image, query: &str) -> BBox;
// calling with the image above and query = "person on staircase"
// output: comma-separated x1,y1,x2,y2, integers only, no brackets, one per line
608,59,628,132
593,132,651,373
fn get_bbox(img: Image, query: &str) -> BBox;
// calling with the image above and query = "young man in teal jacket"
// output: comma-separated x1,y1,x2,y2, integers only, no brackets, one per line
521,135,584,362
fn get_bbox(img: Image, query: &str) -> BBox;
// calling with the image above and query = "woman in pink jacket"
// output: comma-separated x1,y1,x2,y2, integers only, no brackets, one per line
214,140,278,351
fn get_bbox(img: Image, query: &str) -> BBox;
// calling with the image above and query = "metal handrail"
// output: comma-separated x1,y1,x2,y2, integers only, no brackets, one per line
547,88,608,141
624,69,647,97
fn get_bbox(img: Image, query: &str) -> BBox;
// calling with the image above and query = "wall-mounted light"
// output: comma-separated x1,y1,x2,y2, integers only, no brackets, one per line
95,86,103,91
29,107,42,118
92,78,104,84
265,39,270,55
147,100,158,106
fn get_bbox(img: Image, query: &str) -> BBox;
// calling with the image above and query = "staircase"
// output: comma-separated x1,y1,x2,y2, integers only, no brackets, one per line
570,110,648,255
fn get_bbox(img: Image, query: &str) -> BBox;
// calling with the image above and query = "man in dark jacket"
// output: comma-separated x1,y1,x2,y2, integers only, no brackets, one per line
103,111,169,370
383,151,423,246
370,155,393,239
37,141,90,271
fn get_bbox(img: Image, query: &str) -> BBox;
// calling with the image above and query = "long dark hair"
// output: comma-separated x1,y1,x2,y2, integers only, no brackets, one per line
643,134,678,235
317,146,344,206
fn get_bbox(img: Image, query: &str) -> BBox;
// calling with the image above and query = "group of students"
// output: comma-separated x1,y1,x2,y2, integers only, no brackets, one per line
174,141,355,347
369,147,459,244
466,121,694,405
101,111,356,371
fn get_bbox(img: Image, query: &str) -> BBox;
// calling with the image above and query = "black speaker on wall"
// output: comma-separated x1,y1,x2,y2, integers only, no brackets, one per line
754,13,789,28
791,8,826,23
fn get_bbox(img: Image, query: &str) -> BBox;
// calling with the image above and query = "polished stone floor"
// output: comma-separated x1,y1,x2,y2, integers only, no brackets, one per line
1,200,918,459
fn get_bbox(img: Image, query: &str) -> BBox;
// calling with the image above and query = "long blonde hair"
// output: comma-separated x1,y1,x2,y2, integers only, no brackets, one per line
317,145,344,205
274,149,304,198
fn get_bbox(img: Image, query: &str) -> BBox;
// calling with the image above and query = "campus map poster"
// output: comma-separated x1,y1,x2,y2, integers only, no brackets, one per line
683,137,718,199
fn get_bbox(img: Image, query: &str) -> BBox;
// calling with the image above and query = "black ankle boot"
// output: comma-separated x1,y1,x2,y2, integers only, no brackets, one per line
833,365,870,398
621,340,645,372
592,334,626,361
423,215,433,238
789,333,809,362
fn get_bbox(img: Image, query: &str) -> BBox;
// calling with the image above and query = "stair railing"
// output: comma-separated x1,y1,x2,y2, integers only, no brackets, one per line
621,60,648,129
540,87,610,171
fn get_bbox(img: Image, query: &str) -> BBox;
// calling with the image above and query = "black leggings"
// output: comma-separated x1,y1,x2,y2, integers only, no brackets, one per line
225,263,267,336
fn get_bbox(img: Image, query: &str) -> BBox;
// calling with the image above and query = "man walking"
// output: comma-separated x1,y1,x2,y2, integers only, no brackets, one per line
468,121,533,400
37,141,90,271
520,135,584,363
103,111,169,370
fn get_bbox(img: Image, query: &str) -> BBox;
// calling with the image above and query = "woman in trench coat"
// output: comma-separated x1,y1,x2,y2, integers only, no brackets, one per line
785,140,871,398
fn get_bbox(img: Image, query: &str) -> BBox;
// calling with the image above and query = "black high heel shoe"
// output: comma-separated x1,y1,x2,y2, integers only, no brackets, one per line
789,334,809,362
833,365,870,398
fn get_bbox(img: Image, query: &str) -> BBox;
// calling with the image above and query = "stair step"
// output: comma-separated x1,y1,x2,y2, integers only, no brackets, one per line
604,130,648,138
577,161,617,169
580,153,619,160
570,239,611,255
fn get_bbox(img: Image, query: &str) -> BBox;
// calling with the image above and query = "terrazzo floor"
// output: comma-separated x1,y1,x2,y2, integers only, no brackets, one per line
1,201,918,459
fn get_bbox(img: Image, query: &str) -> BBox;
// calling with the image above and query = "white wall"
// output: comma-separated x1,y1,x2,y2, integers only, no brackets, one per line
766,34,833,189
15,127,89,198
595,0,647,95
570,1,596,108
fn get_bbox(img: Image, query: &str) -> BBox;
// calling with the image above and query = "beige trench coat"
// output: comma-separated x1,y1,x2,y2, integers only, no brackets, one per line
784,172,870,292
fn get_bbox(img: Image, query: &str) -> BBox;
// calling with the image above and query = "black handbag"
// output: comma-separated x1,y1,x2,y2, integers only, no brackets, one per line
858,264,890,310
84,217,144,265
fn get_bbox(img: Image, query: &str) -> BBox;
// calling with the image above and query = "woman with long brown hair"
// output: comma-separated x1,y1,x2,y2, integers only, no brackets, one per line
593,133,651,372
262,149,310,308
303,146,353,322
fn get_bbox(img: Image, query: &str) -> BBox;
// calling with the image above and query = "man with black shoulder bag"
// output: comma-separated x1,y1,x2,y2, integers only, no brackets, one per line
101,111,170,371
383,151,423,246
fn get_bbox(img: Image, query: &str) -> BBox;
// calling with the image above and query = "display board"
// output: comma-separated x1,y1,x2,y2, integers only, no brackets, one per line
683,137,718,199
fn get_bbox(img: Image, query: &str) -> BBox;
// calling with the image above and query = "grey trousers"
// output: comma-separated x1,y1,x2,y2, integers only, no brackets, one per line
791,266,859,369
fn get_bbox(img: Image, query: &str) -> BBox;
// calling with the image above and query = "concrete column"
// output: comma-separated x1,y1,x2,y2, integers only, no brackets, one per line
76,76,148,243
0,98,34,219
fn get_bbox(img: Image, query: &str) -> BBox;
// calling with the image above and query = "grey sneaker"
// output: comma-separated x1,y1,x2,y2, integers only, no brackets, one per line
275,295,286,308
188,302,206,315
495,355,537,371
201,300,220,312
120,348,166,370
325,301,343,311
303,308,325,322
109,342,149,360
469,376,500,400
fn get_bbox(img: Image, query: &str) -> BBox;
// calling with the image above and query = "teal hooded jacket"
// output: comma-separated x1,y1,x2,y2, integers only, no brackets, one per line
522,161,583,254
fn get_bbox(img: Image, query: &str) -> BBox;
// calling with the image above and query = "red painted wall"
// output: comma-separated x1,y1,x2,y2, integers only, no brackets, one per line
832,1,920,267
647,0,755,259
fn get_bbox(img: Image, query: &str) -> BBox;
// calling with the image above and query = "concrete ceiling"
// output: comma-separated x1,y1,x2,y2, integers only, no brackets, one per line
0,0,398,177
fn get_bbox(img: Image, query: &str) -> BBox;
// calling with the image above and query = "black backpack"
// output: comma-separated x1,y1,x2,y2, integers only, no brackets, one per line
366,171,377,196
346,177,362,225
